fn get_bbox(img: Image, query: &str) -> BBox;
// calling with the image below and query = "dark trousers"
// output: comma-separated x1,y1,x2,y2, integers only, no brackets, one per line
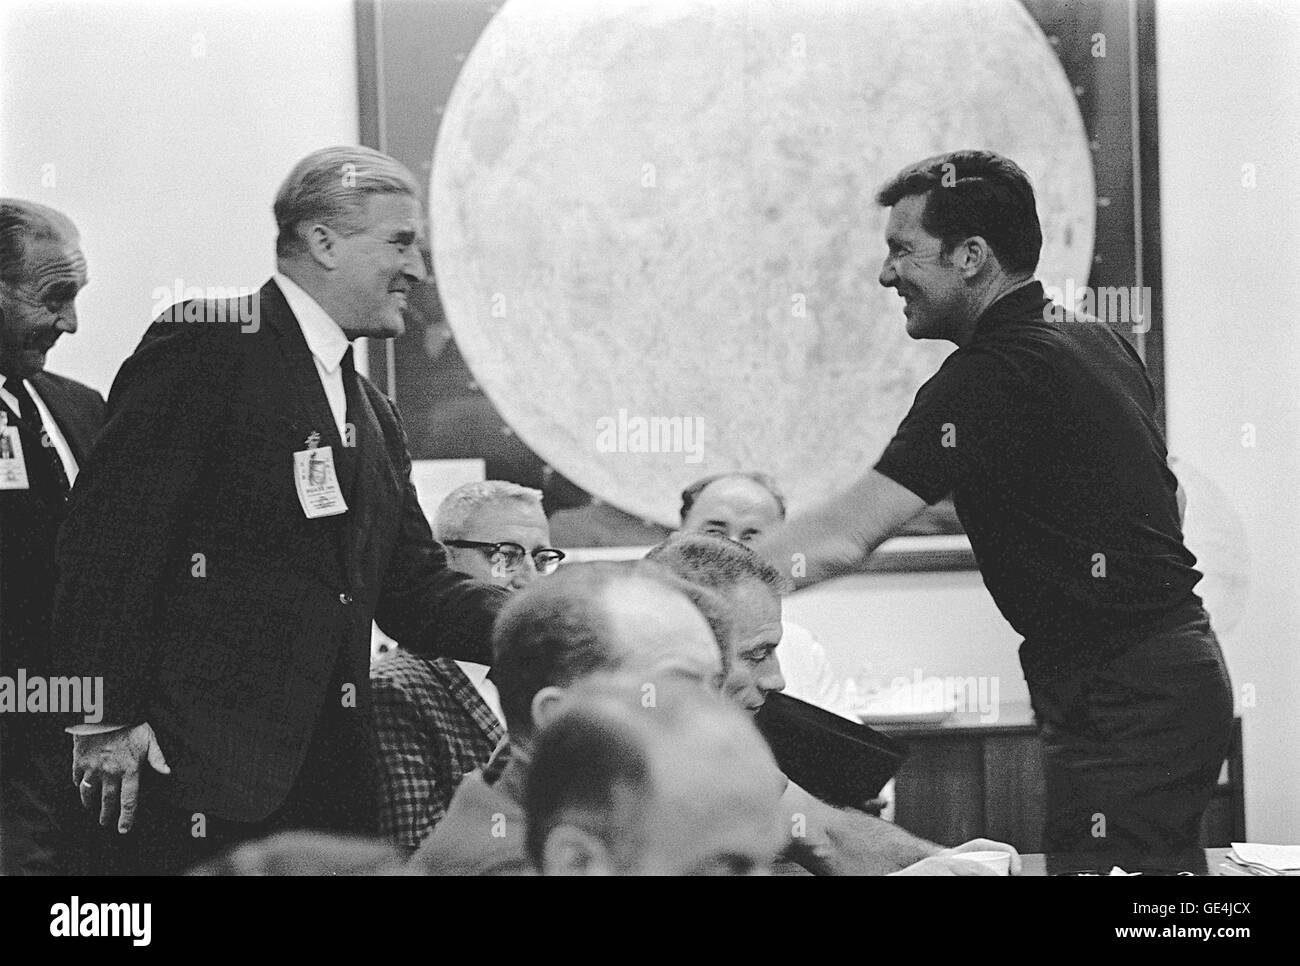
63,648,377,876
1,715,71,875
1025,608,1233,855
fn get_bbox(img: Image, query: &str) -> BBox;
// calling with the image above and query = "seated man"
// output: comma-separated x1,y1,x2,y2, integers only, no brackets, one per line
678,471,844,713
523,676,787,876
410,560,729,875
370,481,565,854
414,553,1006,876
647,532,1020,875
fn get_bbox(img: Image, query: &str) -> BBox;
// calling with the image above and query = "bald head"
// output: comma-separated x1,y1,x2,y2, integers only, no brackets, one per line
524,676,787,875
679,472,786,546
0,199,87,377
489,561,727,738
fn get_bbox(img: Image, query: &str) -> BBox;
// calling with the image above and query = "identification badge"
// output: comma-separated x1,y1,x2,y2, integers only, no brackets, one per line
0,416,30,491
293,432,347,518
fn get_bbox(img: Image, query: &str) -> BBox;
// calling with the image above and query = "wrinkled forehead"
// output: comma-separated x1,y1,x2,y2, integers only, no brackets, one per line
17,234,88,292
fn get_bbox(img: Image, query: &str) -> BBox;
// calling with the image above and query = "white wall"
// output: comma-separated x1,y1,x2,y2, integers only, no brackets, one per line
1156,0,1300,843
0,0,360,395
2,0,1294,841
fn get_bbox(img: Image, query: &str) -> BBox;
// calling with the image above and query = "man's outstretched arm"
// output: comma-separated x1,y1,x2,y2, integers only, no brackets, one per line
780,780,1021,876
753,468,927,589
781,779,938,875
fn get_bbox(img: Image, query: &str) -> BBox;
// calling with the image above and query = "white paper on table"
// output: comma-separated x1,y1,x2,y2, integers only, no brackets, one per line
1230,842,1300,872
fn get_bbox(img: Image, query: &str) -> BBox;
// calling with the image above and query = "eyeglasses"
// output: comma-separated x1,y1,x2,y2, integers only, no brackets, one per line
444,540,566,575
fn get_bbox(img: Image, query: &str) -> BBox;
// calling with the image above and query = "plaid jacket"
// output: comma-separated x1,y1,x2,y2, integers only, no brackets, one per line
371,649,506,853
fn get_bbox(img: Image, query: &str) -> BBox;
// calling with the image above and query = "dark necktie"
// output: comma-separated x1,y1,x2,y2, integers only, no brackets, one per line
336,346,360,493
3,379,71,501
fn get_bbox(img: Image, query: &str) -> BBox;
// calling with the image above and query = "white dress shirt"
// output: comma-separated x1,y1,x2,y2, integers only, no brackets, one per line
455,661,508,730
0,374,80,485
273,272,351,440
780,619,848,717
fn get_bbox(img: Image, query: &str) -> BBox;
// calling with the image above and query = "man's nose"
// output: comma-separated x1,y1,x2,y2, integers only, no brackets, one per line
509,555,539,590
879,256,898,289
761,660,786,695
404,246,429,283
55,303,78,333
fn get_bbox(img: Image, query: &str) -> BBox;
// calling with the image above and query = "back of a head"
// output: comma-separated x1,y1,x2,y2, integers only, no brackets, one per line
646,531,792,597
273,145,420,259
489,561,728,736
0,198,79,285
523,676,783,875
874,149,1042,275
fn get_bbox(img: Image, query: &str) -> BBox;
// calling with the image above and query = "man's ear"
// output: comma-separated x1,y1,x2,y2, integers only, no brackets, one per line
956,236,991,279
541,825,617,876
530,685,567,730
304,223,340,269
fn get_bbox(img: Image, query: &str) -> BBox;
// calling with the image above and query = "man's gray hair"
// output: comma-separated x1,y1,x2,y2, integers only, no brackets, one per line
646,532,793,596
273,145,420,259
0,199,78,285
434,480,545,542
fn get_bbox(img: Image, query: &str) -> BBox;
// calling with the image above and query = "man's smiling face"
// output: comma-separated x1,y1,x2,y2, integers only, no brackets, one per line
0,233,88,378
877,193,967,343
329,192,427,340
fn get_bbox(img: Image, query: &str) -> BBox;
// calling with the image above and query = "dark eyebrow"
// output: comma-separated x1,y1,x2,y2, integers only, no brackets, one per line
390,229,417,244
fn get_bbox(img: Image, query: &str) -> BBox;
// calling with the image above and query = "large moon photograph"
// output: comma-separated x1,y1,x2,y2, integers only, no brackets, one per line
429,0,1095,527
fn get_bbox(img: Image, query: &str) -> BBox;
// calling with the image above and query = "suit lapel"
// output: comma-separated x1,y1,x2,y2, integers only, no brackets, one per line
26,373,97,465
262,280,351,580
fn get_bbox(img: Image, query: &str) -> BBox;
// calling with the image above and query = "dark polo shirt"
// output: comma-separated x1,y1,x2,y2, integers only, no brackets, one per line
875,281,1202,671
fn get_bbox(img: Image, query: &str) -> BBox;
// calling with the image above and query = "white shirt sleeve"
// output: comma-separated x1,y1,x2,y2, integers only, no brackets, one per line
778,619,849,717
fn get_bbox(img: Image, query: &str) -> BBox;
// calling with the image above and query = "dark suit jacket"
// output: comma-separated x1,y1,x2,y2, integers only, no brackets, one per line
0,371,104,674
51,280,506,822
0,371,103,875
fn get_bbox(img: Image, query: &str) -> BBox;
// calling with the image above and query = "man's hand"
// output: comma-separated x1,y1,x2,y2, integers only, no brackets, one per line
890,854,1002,876
73,723,170,833
942,838,1023,875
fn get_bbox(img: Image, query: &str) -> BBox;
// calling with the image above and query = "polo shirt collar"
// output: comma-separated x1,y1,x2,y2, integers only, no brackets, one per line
972,279,1047,338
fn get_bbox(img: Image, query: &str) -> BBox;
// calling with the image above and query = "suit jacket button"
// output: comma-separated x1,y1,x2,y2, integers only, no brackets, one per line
338,592,353,606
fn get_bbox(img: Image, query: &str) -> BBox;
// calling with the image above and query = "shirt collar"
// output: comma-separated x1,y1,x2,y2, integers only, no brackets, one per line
273,271,350,373
972,279,1048,339
0,374,34,416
